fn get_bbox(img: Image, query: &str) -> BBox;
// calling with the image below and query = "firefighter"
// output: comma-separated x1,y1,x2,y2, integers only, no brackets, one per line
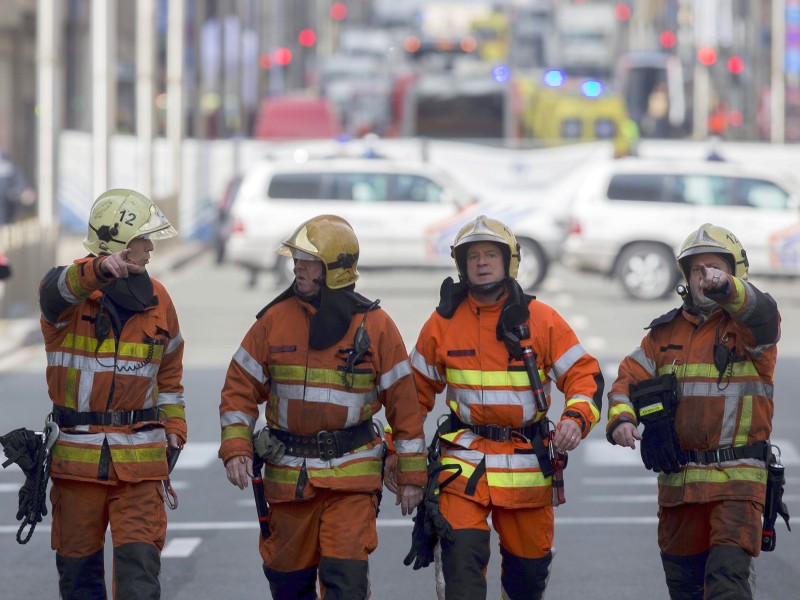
38,189,186,599
406,215,604,599
607,223,781,599
219,214,427,599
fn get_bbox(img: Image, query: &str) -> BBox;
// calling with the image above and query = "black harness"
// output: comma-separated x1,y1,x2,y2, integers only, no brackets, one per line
52,406,160,428
270,420,378,460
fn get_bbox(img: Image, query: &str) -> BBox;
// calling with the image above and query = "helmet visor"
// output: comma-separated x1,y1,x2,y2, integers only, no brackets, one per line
138,204,178,240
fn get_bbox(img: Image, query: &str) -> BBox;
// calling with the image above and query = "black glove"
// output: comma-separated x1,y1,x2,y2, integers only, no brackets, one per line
403,502,435,570
631,375,687,474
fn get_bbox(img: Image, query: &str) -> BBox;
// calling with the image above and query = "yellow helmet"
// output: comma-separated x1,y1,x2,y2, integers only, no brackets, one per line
277,215,360,289
451,215,520,281
83,189,178,256
677,223,749,281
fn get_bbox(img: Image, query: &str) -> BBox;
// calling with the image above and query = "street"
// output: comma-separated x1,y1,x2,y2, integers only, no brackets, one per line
1,250,798,599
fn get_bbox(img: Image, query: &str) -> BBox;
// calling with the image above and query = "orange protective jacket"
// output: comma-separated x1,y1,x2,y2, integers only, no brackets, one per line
39,256,186,483
607,274,780,507
219,294,427,503
411,290,604,508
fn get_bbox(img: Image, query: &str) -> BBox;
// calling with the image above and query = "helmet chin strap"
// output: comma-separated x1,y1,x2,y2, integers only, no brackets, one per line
467,278,506,296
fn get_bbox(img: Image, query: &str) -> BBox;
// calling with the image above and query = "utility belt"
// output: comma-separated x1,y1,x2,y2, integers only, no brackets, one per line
51,406,160,428
446,412,554,478
684,441,770,465
270,420,378,460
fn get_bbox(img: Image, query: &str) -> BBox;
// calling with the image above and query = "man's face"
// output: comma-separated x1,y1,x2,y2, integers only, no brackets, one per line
127,237,154,268
688,252,730,307
294,258,324,296
465,241,505,287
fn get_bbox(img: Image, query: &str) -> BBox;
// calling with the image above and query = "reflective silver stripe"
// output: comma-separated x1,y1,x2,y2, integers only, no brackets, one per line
145,378,156,409
630,347,657,377
57,267,80,305
566,394,601,420
107,429,166,446
272,382,376,427
46,351,159,378
681,380,772,398
395,438,426,454
166,332,184,354
448,388,537,424
52,321,70,330
378,359,412,392
56,431,106,445
720,395,740,447
442,446,483,462
77,371,94,412
551,343,587,381
486,452,540,470
609,392,633,408
220,410,257,429
685,457,765,468
746,343,776,358
233,346,268,385
157,391,185,407
410,348,444,382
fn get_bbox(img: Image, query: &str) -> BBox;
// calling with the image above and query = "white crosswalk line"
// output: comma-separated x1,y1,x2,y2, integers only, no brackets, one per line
161,537,202,558
172,442,220,470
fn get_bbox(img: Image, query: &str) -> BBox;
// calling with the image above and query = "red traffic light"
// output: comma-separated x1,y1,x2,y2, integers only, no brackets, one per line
330,3,347,21
273,47,292,67
697,46,717,66
298,29,317,47
727,55,744,75
614,3,631,21
659,30,676,49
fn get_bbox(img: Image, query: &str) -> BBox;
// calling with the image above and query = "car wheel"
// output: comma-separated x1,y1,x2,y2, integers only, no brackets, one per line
516,238,548,291
616,243,678,300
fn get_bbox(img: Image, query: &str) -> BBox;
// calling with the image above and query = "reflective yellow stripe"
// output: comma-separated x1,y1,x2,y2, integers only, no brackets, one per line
60,334,164,360
109,446,166,464
66,265,87,297
609,403,636,421
264,459,382,484
222,425,251,442
486,470,549,488
566,396,601,422
159,404,185,420
397,456,427,474
446,369,539,387
270,365,375,388
442,455,476,478
264,465,300,485
659,362,758,378
65,367,78,410
52,445,102,463
735,396,753,445
728,278,746,314
660,466,767,487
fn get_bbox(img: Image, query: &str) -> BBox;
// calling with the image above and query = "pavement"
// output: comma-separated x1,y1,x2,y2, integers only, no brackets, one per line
0,235,209,362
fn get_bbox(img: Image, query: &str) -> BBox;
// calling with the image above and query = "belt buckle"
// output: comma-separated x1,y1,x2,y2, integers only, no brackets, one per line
316,431,337,459
110,411,123,426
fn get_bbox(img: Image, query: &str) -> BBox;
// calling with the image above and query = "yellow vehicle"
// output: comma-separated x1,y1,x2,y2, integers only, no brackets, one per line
469,10,510,62
518,73,634,157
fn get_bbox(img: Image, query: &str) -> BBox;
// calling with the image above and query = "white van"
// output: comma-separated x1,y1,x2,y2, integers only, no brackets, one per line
224,156,567,290
562,158,800,299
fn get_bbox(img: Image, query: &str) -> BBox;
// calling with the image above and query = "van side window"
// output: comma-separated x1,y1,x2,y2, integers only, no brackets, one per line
268,173,323,199
680,175,728,206
335,173,387,202
734,178,789,210
607,174,667,201
392,175,444,203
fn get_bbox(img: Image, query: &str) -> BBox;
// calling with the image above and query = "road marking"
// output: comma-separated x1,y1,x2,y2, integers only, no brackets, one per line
582,476,657,485
581,438,800,466
0,483,20,492
583,494,657,503
161,537,201,558
172,442,219,470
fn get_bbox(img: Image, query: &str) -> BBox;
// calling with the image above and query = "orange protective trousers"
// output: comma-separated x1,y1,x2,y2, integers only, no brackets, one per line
658,500,763,557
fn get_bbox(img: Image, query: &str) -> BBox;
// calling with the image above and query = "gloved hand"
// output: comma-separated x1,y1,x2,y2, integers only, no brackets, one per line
403,502,436,570
630,375,687,474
